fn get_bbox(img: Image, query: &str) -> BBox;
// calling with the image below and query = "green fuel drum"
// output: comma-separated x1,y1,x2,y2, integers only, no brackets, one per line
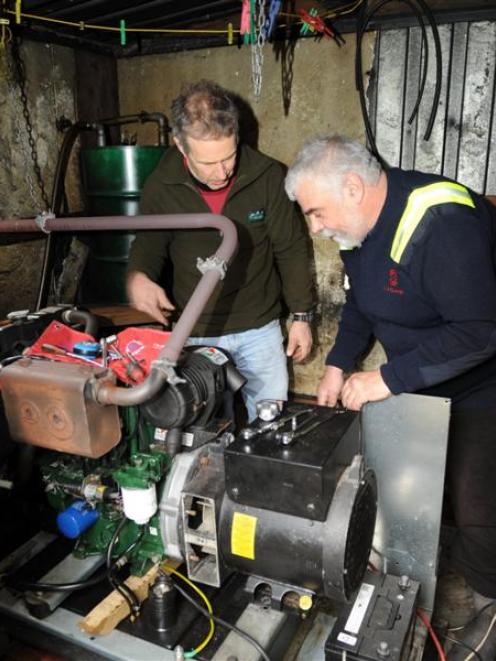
80,145,165,304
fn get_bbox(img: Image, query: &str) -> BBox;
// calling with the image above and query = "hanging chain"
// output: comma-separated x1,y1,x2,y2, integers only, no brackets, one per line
251,0,267,101
9,37,50,209
6,51,39,209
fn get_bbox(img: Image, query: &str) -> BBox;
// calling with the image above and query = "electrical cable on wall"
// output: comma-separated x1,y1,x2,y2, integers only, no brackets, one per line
355,0,442,164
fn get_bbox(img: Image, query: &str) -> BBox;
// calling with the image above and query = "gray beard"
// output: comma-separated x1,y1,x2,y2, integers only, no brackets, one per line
320,228,362,250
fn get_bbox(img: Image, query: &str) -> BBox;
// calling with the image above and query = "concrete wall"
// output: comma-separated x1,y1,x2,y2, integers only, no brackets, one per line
0,41,79,317
118,36,376,396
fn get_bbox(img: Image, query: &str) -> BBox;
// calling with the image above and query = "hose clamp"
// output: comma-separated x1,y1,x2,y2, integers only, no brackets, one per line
196,255,227,280
151,357,186,385
34,211,55,234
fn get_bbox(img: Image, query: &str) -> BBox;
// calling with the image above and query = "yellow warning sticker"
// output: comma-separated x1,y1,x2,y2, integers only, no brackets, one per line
231,512,257,560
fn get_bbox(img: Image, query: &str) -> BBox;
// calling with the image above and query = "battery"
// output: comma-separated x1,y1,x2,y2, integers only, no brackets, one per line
325,571,420,660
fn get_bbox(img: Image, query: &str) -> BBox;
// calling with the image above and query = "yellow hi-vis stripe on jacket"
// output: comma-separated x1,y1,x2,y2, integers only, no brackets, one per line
390,182,475,263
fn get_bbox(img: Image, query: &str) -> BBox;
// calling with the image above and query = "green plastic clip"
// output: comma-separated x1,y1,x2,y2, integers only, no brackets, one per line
300,7,318,36
120,19,126,46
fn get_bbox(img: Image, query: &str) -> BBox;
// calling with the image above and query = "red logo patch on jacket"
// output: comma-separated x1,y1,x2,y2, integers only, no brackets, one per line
385,268,404,295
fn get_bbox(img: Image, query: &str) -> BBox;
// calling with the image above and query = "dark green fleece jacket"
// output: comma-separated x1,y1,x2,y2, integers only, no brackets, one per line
127,144,314,336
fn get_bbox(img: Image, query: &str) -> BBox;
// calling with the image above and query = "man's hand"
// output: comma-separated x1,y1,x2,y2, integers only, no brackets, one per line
286,321,312,362
126,271,175,325
341,369,392,411
317,365,345,407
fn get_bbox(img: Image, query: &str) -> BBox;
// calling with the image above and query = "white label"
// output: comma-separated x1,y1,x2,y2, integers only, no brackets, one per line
337,632,357,646
154,428,167,441
344,274,351,290
344,582,375,634
181,432,194,448
149,526,158,536
194,346,228,365
155,428,194,447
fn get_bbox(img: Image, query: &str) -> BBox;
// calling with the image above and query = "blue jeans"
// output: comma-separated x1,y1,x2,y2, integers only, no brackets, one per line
186,320,288,422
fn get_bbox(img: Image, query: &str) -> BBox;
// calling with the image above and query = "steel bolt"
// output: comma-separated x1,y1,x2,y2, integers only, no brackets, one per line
377,641,390,657
306,502,316,513
260,594,272,609
398,574,411,591
231,487,239,498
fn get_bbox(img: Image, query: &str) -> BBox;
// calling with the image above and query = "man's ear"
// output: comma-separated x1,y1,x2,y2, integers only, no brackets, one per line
343,172,365,205
173,136,186,157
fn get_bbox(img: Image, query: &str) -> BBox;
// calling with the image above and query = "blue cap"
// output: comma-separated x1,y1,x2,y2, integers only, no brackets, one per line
73,341,101,358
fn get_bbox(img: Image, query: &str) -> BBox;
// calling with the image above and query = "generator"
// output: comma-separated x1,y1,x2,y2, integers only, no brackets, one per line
0,208,427,659
0,304,404,659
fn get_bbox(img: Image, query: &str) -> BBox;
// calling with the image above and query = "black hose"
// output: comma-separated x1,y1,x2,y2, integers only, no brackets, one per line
413,0,443,141
106,517,141,616
166,428,183,458
5,518,143,597
113,527,145,569
406,7,429,125
356,0,428,164
172,578,272,661
355,0,442,162
5,574,107,593
355,0,429,127
62,308,98,337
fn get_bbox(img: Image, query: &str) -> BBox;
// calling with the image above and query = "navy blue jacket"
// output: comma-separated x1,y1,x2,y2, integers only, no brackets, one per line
326,168,496,409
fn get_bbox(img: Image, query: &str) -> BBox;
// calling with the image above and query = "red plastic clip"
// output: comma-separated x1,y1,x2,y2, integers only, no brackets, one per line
298,8,345,46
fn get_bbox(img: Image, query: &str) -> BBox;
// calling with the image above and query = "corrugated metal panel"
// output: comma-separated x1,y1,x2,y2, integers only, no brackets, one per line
373,20,496,194
457,22,496,191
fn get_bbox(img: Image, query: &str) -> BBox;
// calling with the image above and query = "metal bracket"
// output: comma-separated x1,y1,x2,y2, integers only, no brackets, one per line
151,357,186,385
34,211,55,233
196,255,227,280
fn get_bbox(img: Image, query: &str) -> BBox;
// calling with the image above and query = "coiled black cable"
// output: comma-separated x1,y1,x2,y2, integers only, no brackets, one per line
355,0,442,162
356,0,428,163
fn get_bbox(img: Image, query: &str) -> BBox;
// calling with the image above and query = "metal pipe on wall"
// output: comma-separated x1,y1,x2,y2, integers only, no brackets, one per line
0,213,238,406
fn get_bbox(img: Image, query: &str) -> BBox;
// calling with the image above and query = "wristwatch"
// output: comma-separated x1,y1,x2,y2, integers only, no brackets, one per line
291,311,315,323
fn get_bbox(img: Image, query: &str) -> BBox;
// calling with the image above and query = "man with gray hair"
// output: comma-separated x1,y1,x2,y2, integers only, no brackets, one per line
286,134,496,659
127,81,314,421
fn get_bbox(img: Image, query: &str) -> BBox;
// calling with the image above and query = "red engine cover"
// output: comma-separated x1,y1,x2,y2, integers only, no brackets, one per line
25,321,172,385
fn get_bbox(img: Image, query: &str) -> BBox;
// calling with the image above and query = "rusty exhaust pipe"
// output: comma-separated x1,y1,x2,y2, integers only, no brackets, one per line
0,213,238,406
